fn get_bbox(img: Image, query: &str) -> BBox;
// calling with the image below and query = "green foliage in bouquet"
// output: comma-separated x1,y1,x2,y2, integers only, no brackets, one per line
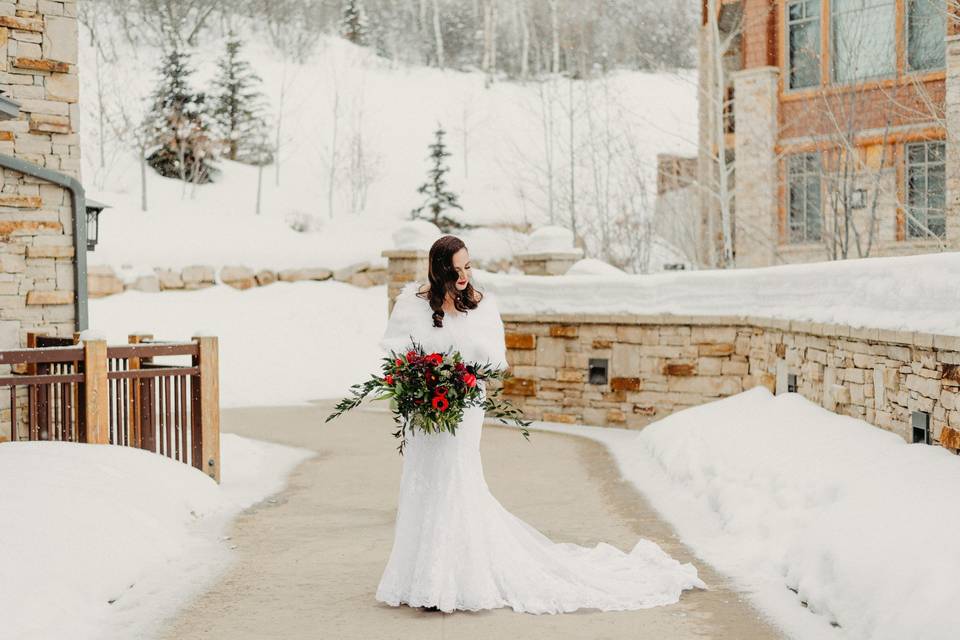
326,338,532,454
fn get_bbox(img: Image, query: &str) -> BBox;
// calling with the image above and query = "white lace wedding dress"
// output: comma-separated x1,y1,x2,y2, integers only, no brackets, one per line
375,281,705,614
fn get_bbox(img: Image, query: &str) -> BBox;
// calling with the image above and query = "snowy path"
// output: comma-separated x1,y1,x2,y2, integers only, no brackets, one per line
156,403,782,639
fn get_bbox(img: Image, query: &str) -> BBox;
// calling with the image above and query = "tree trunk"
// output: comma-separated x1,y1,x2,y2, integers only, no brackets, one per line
708,0,734,267
549,0,560,74
432,0,444,68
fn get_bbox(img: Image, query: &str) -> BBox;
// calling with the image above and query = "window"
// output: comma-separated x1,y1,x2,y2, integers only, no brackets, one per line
907,0,946,71
831,0,896,83
788,0,821,89
787,153,823,243
906,141,946,239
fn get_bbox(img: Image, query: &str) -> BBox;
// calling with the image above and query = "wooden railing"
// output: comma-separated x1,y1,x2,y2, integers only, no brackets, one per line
0,334,220,483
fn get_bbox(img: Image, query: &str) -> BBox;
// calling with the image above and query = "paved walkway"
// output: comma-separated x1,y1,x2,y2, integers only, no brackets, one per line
159,402,783,639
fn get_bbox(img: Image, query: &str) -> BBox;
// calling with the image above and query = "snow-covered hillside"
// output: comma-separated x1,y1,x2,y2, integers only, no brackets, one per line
79,30,696,274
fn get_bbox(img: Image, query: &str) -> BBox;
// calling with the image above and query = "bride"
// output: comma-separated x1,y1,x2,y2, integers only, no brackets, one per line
375,234,705,614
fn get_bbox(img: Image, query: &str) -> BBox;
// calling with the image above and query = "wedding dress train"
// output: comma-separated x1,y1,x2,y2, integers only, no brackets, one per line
375,282,704,614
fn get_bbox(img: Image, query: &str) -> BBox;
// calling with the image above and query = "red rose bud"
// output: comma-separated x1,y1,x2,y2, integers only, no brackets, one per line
436,386,447,396
385,374,394,385
463,373,477,388
395,358,403,367
406,351,417,363
432,395,449,411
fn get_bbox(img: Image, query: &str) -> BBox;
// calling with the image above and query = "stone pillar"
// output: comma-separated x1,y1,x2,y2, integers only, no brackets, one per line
732,66,779,268
382,249,427,314
515,249,583,276
944,34,960,248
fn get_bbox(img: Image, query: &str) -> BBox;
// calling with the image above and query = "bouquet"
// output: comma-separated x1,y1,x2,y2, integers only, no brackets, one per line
325,339,531,454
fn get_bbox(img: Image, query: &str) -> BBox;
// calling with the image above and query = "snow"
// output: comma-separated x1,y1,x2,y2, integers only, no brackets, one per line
566,258,627,276
0,433,314,640
392,219,441,250
517,388,960,640
476,251,960,336
80,33,697,276
89,282,389,408
524,225,576,253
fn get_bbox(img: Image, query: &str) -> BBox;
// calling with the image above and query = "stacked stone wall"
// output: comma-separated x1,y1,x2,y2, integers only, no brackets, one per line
500,313,960,449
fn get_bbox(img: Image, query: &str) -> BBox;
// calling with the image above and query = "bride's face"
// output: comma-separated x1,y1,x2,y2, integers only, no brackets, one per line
451,248,471,291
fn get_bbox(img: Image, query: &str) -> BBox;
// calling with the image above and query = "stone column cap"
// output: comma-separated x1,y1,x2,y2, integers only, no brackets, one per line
516,249,585,260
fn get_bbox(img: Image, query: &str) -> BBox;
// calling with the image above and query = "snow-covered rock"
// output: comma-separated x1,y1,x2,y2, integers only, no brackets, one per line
524,226,576,254
392,220,441,251
566,258,627,276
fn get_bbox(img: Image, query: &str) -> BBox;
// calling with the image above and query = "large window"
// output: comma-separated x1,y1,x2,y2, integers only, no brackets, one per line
831,0,896,83
907,0,946,71
788,0,822,89
906,141,946,239
787,153,823,243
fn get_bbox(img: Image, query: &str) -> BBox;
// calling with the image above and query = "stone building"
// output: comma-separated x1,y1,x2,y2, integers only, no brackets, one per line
695,0,956,267
0,1,85,347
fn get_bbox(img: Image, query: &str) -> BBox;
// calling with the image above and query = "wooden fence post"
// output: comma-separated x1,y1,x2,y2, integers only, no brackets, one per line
84,339,109,445
193,336,220,483
128,334,153,449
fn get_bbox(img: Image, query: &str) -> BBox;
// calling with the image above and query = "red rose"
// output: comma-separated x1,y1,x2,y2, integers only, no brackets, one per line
463,373,477,388
385,374,394,385
435,386,447,396
406,351,417,363
431,395,449,411
395,358,403,367
427,353,443,366
454,362,467,372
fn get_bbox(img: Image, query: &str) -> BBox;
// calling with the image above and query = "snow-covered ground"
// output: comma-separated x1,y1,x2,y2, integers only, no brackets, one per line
524,387,960,640
81,31,696,275
89,281,388,407
0,434,314,640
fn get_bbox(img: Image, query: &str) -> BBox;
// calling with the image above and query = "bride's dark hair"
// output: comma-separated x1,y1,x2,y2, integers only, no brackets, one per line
417,235,483,328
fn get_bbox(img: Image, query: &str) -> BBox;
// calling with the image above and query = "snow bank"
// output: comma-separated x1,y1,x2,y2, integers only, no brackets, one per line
480,251,960,336
0,434,314,640
522,389,960,640
89,281,388,407
566,258,627,276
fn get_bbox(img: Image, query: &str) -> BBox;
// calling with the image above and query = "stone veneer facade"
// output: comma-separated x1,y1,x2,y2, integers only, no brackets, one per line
0,1,81,348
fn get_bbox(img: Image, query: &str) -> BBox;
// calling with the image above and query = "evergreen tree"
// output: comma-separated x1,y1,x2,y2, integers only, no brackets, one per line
340,0,368,46
210,36,273,164
145,49,217,184
411,125,465,232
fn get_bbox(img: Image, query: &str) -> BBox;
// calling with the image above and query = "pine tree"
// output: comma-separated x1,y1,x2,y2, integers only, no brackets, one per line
411,125,465,232
145,49,217,184
210,36,273,164
340,0,369,46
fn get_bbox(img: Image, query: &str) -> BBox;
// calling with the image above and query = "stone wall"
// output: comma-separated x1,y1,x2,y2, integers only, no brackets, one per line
500,313,960,449
0,1,80,348
87,262,388,298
